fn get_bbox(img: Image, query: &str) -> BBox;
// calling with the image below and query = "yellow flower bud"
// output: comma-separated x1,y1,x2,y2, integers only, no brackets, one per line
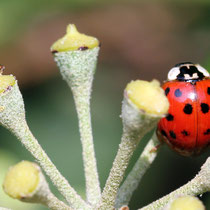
3,161,40,199
51,24,99,52
125,79,169,115
0,71,15,94
169,196,205,210
3,161,71,209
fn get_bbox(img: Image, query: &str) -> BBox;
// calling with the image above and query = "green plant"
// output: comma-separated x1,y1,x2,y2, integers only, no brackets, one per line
0,24,209,210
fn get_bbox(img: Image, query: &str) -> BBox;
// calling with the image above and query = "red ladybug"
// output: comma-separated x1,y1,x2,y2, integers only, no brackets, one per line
157,62,210,156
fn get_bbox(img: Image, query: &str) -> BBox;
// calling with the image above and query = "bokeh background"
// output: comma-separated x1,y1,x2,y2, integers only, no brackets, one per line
0,0,210,209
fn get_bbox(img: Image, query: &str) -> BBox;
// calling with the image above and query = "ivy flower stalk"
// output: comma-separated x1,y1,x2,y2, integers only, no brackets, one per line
140,156,210,210
0,71,89,209
3,161,71,210
115,132,160,208
99,80,169,209
51,24,101,205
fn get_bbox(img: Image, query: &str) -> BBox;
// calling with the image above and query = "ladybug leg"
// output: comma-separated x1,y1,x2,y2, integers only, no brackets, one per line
150,142,163,153
150,129,164,153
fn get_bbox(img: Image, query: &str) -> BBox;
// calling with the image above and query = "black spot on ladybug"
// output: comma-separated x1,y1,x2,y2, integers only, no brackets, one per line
207,87,210,95
165,87,170,96
166,113,174,121
183,104,193,114
174,89,182,97
169,130,176,139
204,129,210,135
161,130,167,137
181,130,189,136
201,103,209,114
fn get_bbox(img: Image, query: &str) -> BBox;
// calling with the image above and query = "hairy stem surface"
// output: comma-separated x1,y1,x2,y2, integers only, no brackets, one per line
116,132,159,208
13,122,90,210
139,157,210,210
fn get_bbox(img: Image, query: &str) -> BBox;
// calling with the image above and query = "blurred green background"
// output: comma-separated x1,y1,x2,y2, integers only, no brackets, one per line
0,0,210,209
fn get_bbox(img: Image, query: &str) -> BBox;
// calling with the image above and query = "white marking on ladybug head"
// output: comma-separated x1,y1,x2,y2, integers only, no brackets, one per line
184,73,199,80
167,63,209,81
195,64,209,77
167,67,180,81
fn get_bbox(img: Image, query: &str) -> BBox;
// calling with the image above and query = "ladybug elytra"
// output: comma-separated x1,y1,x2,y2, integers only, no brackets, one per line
157,62,210,156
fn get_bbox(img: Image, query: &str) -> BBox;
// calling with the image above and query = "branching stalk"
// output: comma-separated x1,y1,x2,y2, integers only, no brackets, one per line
98,79,168,209
53,48,101,205
99,129,146,209
51,25,101,205
39,193,72,210
0,82,90,210
139,157,210,210
13,122,90,209
115,132,159,208
72,85,101,205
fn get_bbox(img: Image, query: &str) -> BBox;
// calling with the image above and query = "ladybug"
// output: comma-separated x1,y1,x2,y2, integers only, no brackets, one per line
157,62,210,156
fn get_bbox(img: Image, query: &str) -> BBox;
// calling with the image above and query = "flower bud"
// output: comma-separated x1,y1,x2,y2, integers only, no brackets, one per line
51,24,99,52
3,161,71,210
165,195,205,210
122,79,169,131
0,74,15,94
3,161,41,200
125,79,169,115
0,71,25,133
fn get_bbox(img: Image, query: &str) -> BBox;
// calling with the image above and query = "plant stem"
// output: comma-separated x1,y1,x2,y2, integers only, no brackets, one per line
40,193,72,210
115,132,159,208
139,157,210,210
99,129,144,210
0,82,90,209
98,92,163,210
73,88,101,206
13,122,90,210
52,24,102,204
54,48,101,205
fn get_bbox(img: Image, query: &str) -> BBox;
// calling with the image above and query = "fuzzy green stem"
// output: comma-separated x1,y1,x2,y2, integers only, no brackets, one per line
39,193,72,210
73,88,101,205
0,208,12,210
0,82,89,209
139,157,210,210
98,96,162,209
99,129,144,210
54,48,101,205
12,122,90,209
115,132,159,208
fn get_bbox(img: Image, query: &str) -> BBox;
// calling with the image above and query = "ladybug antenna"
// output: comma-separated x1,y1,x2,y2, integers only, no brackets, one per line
0,65,5,75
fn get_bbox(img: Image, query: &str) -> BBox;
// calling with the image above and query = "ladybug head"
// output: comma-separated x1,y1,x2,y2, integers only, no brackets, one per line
167,62,209,81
